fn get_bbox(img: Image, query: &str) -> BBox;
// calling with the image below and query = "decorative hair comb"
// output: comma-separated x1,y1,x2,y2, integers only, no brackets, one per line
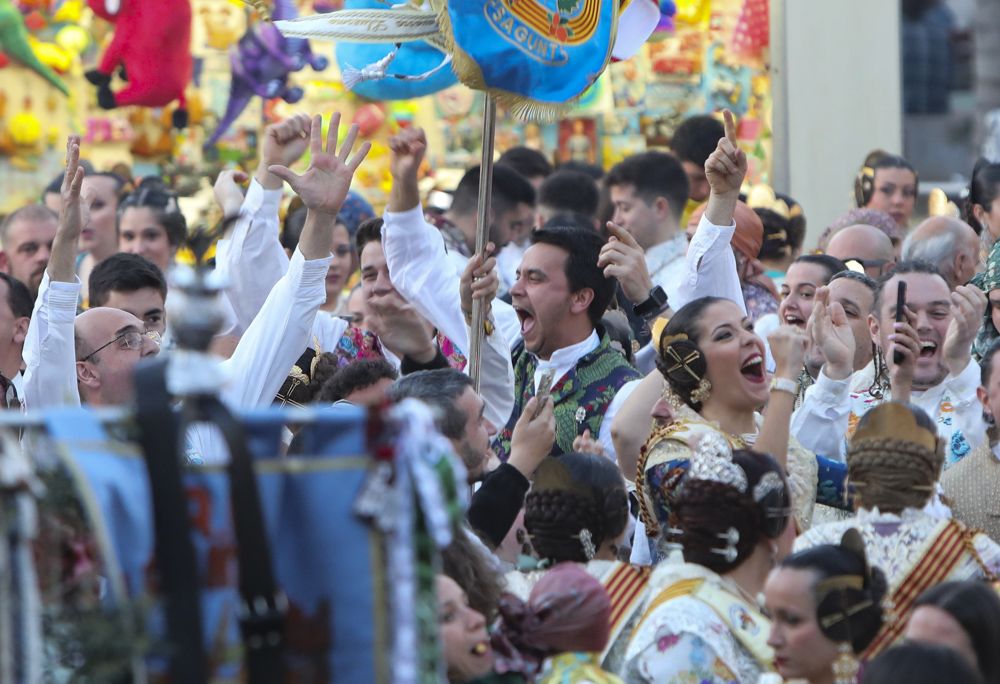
752,471,784,503
688,432,747,494
851,403,938,453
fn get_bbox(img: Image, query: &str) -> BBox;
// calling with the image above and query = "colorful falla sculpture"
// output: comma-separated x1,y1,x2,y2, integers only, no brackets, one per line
276,0,660,116
0,0,69,95
205,0,329,148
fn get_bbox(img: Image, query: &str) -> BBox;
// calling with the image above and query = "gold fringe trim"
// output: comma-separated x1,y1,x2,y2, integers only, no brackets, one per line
428,0,619,122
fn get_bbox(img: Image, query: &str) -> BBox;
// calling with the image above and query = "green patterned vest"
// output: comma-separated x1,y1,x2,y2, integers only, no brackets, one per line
495,331,640,460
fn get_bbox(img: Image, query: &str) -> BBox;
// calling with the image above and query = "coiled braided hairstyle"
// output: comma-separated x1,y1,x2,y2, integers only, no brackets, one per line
656,296,726,412
524,453,629,564
664,449,790,574
847,402,943,514
779,530,887,655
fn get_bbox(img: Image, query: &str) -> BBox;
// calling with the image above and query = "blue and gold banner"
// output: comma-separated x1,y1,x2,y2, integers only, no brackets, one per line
433,0,618,111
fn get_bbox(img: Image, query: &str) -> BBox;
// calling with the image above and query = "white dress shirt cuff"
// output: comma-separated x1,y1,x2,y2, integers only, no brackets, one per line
811,368,852,404
289,247,333,291
44,277,81,316
944,359,980,402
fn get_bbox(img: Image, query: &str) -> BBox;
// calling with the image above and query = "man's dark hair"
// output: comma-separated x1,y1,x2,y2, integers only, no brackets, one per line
0,273,33,319
282,203,307,253
872,260,944,313
317,359,398,403
450,164,536,219
541,212,598,233
539,170,600,220
355,217,385,255
88,253,167,307
387,369,473,440
790,254,848,284
829,269,878,293
530,224,614,327
497,146,553,180
557,160,604,181
671,115,725,167
605,152,690,222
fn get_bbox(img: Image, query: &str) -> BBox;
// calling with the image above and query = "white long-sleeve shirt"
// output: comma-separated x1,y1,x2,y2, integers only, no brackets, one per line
791,359,986,466
22,247,332,465
382,204,516,429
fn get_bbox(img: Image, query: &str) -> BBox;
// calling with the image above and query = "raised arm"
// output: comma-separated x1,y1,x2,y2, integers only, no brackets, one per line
216,115,313,331
219,114,370,409
23,136,84,409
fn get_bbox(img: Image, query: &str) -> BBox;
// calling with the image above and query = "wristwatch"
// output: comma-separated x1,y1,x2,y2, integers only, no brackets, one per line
769,377,798,396
633,286,669,320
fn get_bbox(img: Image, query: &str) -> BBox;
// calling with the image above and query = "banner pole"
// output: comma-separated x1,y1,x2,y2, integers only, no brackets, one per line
468,94,497,393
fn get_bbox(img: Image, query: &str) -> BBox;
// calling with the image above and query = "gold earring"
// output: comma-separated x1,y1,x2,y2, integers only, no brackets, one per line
690,377,712,405
832,642,859,684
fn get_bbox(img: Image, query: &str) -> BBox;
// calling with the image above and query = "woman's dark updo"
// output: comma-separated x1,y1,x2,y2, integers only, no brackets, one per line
524,452,629,564
666,449,790,574
780,531,887,654
656,296,725,411
965,158,1000,236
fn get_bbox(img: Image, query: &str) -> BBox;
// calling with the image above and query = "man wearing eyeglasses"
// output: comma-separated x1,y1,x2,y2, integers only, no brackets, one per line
825,224,896,280
24,121,370,427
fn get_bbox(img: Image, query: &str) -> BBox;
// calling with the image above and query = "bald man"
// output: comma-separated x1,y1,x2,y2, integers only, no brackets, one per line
825,224,896,279
902,216,981,290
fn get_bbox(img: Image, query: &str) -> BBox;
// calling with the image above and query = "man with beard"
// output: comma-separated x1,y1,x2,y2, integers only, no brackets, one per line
789,261,986,466
0,204,57,299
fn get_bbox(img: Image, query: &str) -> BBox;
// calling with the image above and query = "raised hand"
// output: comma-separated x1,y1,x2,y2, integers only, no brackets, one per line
366,290,438,363
213,169,248,218
767,324,809,382
389,127,427,182
263,114,312,167
268,113,371,217
598,221,654,304
943,284,986,376
705,110,747,197
51,136,88,282
573,429,606,458
810,287,855,380
461,242,498,321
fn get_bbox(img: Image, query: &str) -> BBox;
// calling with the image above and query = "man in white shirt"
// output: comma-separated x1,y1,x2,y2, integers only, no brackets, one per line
24,121,366,440
606,151,691,302
791,261,986,465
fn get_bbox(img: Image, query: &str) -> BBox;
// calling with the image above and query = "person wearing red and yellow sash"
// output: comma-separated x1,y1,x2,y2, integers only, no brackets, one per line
795,402,1000,660
624,435,793,683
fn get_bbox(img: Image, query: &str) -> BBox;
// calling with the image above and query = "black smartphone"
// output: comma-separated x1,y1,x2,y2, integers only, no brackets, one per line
893,281,907,365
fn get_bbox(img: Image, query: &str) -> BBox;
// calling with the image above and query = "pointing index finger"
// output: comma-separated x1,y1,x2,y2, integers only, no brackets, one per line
605,221,638,248
723,110,737,145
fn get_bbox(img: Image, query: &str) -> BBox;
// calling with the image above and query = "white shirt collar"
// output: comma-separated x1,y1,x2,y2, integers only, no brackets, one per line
538,330,600,369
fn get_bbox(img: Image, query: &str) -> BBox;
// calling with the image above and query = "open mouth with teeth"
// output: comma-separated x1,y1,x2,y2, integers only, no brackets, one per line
741,353,767,383
783,313,805,327
470,640,490,656
919,340,938,358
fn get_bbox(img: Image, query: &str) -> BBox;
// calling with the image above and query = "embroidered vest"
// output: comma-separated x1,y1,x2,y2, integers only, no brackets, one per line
495,331,639,460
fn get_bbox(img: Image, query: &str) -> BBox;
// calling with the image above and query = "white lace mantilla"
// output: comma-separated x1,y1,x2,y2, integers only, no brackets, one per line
794,507,1000,589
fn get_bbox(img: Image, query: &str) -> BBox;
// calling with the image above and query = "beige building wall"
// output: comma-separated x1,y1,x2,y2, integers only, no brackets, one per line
771,0,903,248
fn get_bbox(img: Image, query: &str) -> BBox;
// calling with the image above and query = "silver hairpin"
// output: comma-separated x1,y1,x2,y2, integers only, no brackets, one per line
577,528,596,560
663,526,685,552
710,527,740,564
688,432,748,493
753,471,784,503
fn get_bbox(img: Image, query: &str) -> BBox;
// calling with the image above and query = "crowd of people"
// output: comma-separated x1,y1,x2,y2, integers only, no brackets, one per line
7,107,1000,683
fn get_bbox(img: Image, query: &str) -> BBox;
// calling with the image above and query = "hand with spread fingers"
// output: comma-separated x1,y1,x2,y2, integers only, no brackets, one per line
268,112,371,218
461,242,498,322
256,113,313,190
943,284,986,377
810,287,855,380
598,221,653,304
